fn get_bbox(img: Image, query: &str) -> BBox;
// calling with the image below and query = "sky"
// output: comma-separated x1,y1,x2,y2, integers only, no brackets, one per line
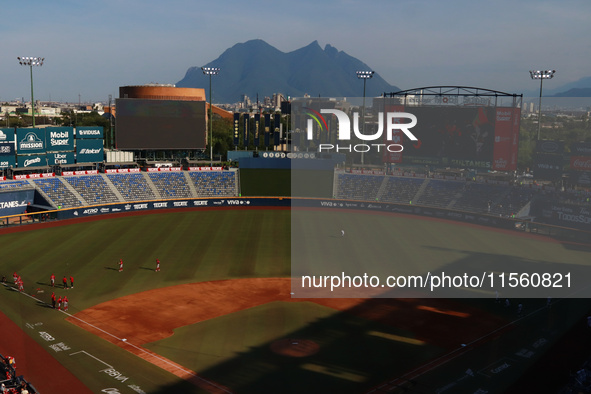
2,0,590,103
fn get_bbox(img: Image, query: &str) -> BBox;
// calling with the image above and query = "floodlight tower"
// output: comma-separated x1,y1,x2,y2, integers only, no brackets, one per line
356,70,374,165
17,56,44,127
529,69,555,140
202,67,220,165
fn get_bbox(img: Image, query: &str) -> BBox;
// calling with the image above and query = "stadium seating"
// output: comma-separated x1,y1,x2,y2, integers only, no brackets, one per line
63,175,120,205
33,178,84,208
107,173,158,202
0,353,37,393
379,177,425,204
148,172,193,198
415,179,465,208
335,173,384,201
189,171,238,197
0,180,31,190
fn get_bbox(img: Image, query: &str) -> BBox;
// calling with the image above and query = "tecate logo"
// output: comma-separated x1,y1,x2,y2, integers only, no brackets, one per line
305,108,417,153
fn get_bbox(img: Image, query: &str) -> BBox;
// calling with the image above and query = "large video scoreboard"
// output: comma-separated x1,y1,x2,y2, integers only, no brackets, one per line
116,99,207,150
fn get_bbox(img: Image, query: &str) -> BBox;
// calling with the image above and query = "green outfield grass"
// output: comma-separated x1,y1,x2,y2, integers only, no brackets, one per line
1,207,590,393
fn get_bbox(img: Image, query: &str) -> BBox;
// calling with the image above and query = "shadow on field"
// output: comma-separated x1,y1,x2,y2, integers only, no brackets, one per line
104,267,118,271
138,267,155,271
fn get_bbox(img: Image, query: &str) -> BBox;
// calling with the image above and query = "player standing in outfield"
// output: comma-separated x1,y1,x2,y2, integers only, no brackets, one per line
119,259,123,272
63,296,69,312
62,276,68,289
50,273,55,287
155,259,160,272
70,276,74,289
51,292,56,309
57,296,62,311
13,272,17,285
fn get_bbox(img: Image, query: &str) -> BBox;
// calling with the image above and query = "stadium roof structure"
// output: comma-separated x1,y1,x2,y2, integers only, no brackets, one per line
382,86,523,107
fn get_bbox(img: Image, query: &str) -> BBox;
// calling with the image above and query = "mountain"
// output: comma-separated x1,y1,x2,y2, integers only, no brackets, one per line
552,87,591,97
176,39,400,103
523,76,591,97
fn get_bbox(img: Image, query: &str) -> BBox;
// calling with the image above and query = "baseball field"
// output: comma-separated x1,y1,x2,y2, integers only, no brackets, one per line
1,205,591,393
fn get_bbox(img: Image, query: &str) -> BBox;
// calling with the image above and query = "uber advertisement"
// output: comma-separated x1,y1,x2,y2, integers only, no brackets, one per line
47,151,75,165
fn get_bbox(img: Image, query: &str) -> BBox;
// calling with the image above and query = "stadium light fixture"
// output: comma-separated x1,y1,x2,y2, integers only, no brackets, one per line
529,69,555,140
17,56,44,128
202,67,220,165
356,71,374,165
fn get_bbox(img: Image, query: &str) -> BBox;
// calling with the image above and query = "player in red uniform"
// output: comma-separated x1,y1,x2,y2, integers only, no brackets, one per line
70,276,74,288
155,259,160,272
57,296,62,311
63,296,69,312
62,276,68,289
50,273,55,287
51,292,56,309
119,259,123,272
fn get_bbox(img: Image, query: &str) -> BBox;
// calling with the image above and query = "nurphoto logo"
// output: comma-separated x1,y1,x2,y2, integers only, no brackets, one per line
304,108,418,153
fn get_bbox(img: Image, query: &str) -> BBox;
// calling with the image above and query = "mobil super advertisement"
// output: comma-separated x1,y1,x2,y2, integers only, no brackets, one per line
46,127,74,152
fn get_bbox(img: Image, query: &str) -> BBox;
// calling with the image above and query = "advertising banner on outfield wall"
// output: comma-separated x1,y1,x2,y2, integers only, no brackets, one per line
17,154,47,168
76,139,104,163
76,126,104,139
531,200,591,232
46,127,74,152
47,151,75,165
0,189,34,216
17,128,46,155
0,128,15,143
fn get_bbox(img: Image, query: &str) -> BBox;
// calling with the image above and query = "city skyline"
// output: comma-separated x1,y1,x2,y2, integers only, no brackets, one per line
2,0,590,103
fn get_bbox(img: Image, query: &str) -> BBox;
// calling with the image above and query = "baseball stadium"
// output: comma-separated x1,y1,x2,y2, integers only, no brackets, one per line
1,89,591,394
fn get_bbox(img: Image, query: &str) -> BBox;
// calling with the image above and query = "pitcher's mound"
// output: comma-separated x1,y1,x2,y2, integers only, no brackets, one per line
270,339,319,357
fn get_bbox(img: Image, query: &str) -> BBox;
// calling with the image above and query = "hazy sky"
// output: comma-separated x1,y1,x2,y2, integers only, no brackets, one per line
2,0,590,103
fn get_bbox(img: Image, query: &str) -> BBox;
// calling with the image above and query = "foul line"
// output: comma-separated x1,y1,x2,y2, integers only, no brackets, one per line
2,283,232,394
